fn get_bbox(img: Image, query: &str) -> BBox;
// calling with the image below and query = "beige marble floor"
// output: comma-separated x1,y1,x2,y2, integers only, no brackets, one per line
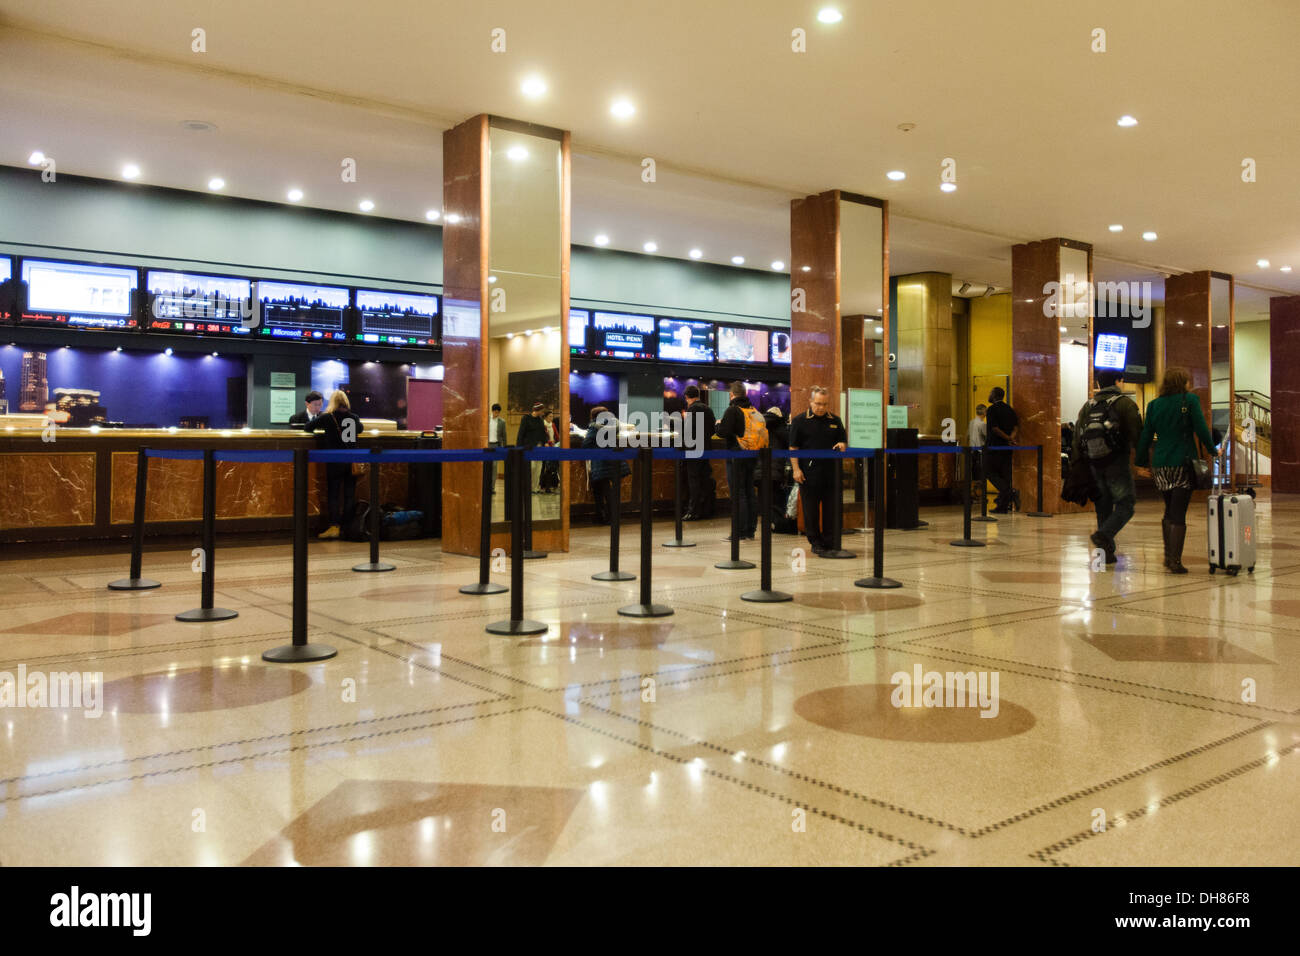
0,493,1296,866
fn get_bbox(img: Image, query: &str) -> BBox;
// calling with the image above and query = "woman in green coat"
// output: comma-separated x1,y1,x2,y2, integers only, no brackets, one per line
1134,366,1217,574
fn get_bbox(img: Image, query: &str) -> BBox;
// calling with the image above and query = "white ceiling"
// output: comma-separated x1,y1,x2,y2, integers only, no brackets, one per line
1,0,1294,327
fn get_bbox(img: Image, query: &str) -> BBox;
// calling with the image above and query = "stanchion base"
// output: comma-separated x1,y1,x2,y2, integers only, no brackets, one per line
592,570,636,581
661,539,696,548
819,548,856,560
486,618,549,636
1026,511,1053,518
107,577,161,591
949,539,986,548
617,602,674,618
855,576,903,589
352,561,396,573
522,550,548,560
741,588,793,603
175,607,239,622
715,559,757,570
459,581,508,595
972,516,998,523
842,527,863,535
262,642,338,663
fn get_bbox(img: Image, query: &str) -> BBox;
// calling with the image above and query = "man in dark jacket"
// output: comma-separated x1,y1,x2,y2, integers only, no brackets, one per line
1072,370,1143,562
288,391,323,428
582,407,629,524
517,402,550,493
714,381,760,539
984,387,1020,513
682,385,716,520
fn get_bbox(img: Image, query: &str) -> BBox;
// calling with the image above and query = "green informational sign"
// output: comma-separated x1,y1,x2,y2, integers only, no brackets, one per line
269,372,296,388
269,389,297,424
847,388,883,448
887,404,908,429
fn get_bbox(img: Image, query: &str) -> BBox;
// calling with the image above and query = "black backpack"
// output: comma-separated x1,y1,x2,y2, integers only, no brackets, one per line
1080,393,1125,461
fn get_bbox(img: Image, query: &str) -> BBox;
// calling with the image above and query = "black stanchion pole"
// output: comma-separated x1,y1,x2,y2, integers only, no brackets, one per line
265,449,337,662
594,469,635,581
619,447,672,617
662,456,695,548
973,445,997,523
461,453,507,594
177,448,238,621
857,450,902,589
354,448,395,572
821,455,855,559
109,447,161,590
950,446,986,548
522,450,546,559
487,448,546,634
1027,444,1053,517
716,454,755,570
743,446,792,602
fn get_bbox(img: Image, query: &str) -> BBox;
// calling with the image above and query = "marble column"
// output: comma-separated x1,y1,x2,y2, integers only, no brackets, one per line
892,272,954,435
1164,271,1213,416
1269,294,1300,494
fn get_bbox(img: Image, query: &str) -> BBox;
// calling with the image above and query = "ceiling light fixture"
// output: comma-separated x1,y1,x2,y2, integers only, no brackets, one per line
610,98,636,119
643,241,658,253
1108,224,1123,232
359,199,374,212
886,170,906,181
958,282,972,295
207,177,225,191
1281,266,1293,273
688,248,703,259
594,234,610,246
1142,231,1157,241
731,256,745,265
28,151,45,165
875,326,884,334
425,209,439,220
817,8,843,23
488,276,497,284
1060,326,1068,333
1257,259,1270,268
521,75,547,99
770,261,785,271
1117,115,1139,127
940,183,957,193
287,188,304,202
122,163,140,180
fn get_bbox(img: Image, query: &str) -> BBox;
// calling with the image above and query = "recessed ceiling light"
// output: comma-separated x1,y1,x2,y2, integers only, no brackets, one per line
359,199,374,212
593,234,610,246
207,177,225,191
643,241,658,253
610,98,636,119
875,326,884,334
1256,259,1270,268
1108,224,1123,232
770,261,785,271
521,75,547,99
488,276,497,284
1282,266,1293,273
121,163,140,180
688,248,703,259
886,170,906,181
287,188,304,202
1117,115,1139,127
506,332,514,339
940,183,957,193
731,256,745,265
445,213,461,224
1142,231,1157,241
1060,326,1068,333
817,8,843,23
28,151,45,165
425,208,439,220
506,145,528,161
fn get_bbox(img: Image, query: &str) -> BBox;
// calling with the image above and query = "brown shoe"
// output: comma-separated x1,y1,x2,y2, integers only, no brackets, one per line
317,525,341,540
1166,523,1188,574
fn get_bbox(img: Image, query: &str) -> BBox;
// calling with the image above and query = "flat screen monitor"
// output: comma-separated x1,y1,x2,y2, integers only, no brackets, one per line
256,281,348,341
0,257,12,320
771,330,792,365
354,289,439,347
568,309,590,353
144,270,255,337
1094,333,1128,371
587,311,655,359
657,318,715,363
19,258,139,329
717,325,769,364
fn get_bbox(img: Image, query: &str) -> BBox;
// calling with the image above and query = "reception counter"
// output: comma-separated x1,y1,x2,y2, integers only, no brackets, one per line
0,427,441,544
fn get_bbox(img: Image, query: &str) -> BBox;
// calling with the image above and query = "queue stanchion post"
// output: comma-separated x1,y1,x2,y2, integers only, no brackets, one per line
264,448,337,662
950,445,986,548
108,447,161,591
461,451,508,594
619,446,673,617
1027,444,1053,517
488,447,547,635
176,448,239,622
972,445,997,523
354,447,396,572
857,449,902,589
716,452,756,570
820,453,855,559
521,448,546,559
662,455,695,548
593,464,635,582
742,446,792,603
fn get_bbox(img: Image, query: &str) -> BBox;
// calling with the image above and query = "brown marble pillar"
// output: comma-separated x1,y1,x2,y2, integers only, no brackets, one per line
1269,294,1300,494
1164,271,1212,415
790,191,842,404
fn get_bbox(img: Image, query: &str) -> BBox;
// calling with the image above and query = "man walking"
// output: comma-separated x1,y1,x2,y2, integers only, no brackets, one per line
714,381,765,540
681,385,716,520
1072,370,1143,564
789,386,848,556
984,387,1019,513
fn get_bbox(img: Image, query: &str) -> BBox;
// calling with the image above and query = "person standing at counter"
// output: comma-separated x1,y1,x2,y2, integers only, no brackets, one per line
311,390,363,540
288,391,323,429
682,385,716,521
789,386,847,556
517,402,550,493
715,381,764,540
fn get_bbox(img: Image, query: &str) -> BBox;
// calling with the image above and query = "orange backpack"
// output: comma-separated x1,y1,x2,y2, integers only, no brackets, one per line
737,407,769,450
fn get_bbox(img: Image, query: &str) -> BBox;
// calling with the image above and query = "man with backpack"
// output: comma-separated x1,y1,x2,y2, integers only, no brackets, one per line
789,386,848,556
715,380,767,540
1072,369,1143,563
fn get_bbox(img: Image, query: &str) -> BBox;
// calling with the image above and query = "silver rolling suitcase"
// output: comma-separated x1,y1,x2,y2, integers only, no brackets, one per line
1207,452,1255,576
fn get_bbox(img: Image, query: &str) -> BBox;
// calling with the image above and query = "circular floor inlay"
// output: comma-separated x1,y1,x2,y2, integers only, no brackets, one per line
794,683,1035,742
103,665,313,713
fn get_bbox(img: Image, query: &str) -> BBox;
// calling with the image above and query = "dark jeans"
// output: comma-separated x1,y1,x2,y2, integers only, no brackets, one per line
325,463,356,526
685,458,714,517
1089,457,1136,540
591,476,620,524
726,458,757,536
800,464,838,550
985,450,1013,510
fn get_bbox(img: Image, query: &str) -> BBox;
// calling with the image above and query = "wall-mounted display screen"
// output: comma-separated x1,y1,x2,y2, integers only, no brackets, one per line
256,281,348,341
144,270,254,337
717,325,769,364
354,289,439,347
585,311,655,359
1094,333,1128,371
0,257,12,320
657,318,715,363
771,330,792,365
18,259,138,329
568,309,590,353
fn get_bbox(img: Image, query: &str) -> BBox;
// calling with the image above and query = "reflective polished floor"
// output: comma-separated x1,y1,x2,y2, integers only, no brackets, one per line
1,493,1297,866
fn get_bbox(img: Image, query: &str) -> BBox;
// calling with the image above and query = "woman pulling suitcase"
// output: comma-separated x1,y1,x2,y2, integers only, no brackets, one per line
1134,366,1217,574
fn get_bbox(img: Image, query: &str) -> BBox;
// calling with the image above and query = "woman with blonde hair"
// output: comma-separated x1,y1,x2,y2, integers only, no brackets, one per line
1135,367,1217,573
311,389,363,539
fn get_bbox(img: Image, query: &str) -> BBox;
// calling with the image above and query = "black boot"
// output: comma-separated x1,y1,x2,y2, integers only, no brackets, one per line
1167,523,1188,574
1161,519,1171,570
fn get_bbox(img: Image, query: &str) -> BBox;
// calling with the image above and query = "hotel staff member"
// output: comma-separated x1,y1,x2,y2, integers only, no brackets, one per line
788,386,847,557
288,391,323,429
